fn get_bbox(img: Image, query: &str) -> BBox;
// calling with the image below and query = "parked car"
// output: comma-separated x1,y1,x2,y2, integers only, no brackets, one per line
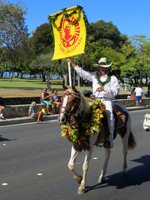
143,113,150,131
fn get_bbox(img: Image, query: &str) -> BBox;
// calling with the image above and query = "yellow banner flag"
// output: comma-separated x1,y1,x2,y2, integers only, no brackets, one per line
49,6,87,60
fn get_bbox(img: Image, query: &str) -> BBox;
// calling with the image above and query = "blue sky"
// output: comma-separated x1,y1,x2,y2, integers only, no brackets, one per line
9,0,150,38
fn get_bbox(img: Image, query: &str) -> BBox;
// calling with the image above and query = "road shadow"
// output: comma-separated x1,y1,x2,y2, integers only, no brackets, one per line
85,155,150,193
0,134,16,142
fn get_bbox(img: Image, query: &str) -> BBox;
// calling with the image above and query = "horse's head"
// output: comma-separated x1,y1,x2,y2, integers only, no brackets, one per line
59,85,81,124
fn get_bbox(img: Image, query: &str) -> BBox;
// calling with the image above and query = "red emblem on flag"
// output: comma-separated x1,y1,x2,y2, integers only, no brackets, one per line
59,17,80,48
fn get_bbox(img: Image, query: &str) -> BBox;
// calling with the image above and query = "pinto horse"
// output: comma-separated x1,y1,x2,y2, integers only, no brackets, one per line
59,85,136,195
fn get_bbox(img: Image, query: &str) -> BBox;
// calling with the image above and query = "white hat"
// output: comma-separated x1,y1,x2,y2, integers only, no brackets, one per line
96,57,112,68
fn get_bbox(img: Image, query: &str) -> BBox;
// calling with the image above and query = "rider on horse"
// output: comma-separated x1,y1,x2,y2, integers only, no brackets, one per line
67,57,120,148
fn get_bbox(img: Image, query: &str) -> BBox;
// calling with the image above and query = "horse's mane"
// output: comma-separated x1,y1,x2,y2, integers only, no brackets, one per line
65,87,90,114
78,90,90,113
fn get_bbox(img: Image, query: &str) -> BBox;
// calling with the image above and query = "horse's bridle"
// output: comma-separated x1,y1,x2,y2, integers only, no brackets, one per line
60,91,81,119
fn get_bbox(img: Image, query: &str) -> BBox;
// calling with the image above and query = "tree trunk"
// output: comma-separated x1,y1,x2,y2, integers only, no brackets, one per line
46,77,51,90
42,74,46,82
63,74,67,86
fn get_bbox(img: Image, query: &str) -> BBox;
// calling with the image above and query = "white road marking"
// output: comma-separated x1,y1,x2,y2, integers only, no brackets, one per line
93,157,98,160
2,183,8,186
37,173,43,176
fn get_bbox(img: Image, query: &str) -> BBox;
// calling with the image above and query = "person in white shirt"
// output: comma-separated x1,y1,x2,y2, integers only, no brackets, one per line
67,57,120,147
135,85,143,106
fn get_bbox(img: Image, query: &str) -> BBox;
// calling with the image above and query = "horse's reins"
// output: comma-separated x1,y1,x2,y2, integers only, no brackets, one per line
60,92,81,118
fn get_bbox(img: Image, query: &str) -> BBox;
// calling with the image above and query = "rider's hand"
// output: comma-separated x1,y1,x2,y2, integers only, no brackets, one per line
67,58,72,63
67,58,76,68
96,86,104,92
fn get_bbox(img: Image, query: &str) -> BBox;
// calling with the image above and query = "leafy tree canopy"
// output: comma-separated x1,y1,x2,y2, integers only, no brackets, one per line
87,20,128,49
0,0,28,49
30,23,53,56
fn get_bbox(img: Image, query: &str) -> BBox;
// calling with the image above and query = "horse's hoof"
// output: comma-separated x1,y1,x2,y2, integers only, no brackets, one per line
77,188,85,195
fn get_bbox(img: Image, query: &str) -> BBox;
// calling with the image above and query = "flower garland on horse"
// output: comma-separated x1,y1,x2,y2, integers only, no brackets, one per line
61,99,106,148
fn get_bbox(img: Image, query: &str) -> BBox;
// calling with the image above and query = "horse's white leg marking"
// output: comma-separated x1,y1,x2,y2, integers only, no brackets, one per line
68,146,82,183
98,148,111,183
121,114,131,174
77,134,98,194
77,147,93,195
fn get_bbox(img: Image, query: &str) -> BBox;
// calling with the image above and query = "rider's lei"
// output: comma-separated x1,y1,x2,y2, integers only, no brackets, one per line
61,100,106,144
96,72,111,86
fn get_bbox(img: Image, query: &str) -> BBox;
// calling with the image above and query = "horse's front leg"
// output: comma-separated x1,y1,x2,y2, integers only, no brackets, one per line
77,148,93,195
98,148,111,183
68,146,82,184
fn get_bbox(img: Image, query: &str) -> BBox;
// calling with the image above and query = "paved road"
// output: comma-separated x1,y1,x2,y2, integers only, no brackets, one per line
0,110,150,200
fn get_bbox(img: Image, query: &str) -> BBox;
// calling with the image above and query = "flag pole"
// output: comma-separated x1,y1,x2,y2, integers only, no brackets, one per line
68,62,72,87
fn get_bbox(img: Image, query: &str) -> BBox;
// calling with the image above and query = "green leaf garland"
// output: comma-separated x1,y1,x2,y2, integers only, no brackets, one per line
48,5,89,30
96,72,111,86
61,100,105,144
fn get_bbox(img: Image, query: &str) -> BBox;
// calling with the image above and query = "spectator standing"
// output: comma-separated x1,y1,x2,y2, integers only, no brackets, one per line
135,84,143,106
40,88,52,114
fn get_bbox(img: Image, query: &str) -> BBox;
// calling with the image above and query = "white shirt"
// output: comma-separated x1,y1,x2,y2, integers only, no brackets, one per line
135,87,143,96
75,65,120,100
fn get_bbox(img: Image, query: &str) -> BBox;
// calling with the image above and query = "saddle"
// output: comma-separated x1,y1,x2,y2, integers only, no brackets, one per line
95,103,128,148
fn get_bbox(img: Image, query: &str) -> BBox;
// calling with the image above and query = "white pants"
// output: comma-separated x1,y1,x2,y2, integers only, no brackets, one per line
101,99,114,138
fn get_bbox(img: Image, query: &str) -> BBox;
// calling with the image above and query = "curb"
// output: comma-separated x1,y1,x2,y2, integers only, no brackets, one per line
127,105,150,111
0,114,59,126
0,106,150,126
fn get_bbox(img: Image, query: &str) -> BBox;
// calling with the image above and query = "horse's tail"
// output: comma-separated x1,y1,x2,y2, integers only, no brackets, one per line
128,131,136,150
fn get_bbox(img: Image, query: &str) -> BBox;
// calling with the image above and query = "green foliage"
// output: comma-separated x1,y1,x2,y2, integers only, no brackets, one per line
29,53,52,74
87,20,127,49
1,2,150,85
0,0,28,49
0,0,29,75
30,23,53,55
48,5,89,30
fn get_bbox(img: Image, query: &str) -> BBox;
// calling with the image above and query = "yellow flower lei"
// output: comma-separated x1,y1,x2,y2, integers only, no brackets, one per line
61,100,105,144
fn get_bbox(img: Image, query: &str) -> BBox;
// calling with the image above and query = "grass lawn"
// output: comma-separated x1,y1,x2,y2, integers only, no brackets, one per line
0,78,62,97
0,78,47,88
0,77,147,98
0,78,91,97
